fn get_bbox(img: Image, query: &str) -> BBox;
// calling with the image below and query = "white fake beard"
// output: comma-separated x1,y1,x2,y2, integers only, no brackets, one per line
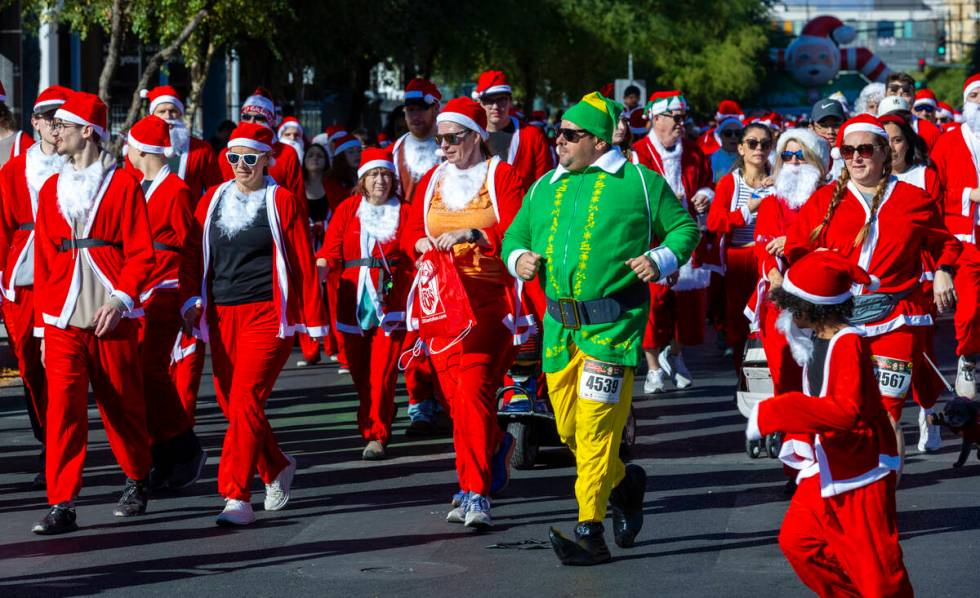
775,309,815,366
963,102,980,136
438,161,488,211
403,135,440,181
168,119,191,155
358,197,400,243
216,186,266,238
651,134,685,199
56,159,107,223
25,143,66,196
775,163,822,210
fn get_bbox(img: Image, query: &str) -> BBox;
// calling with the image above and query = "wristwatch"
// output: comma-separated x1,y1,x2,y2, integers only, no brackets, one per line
938,264,955,275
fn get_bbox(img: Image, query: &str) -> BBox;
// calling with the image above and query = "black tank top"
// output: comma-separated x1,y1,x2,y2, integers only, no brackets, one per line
209,195,274,306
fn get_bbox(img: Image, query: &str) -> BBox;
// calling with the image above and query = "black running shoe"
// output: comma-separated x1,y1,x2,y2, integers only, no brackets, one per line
113,478,149,517
609,463,646,548
549,521,612,566
32,503,78,535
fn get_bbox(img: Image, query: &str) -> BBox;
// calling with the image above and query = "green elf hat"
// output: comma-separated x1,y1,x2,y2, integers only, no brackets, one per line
564,91,623,144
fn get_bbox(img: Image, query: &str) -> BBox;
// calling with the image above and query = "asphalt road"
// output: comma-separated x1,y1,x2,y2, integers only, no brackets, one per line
0,324,977,598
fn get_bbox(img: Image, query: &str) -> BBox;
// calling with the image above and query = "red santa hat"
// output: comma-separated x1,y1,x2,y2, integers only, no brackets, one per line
599,83,615,99
324,124,347,142
830,113,888,160
33,85,72,114
964,73,980,101
913,89,937,110
227,121,274,153
436,97,489,140
646,90,688,116
473,70,512,99
333,133,362,155
127,115,174,157
628,109,649,136
782,251,878,305
277,116,303,139
357,146,395,179
404,78,442,106
140,85,185,115
376,132,392,147
800,15,856,46
936,101,955,120
752,112,782,130
715,100,744,122
55,91,108,141
241,87,276,124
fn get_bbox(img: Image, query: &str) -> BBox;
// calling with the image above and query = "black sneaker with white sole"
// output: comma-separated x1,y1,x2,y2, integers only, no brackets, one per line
113,478,149,517
32,503,78,535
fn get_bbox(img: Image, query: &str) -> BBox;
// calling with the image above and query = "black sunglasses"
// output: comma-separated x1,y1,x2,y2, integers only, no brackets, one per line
226,152,262,167
721,129,740,138
915,104,936,113
659,113,686,125
888,84,913,94
434,130,472,146
743,138,772,151
780,150,805,161
839,144,878,160
557,127,594,143
240,113,268,124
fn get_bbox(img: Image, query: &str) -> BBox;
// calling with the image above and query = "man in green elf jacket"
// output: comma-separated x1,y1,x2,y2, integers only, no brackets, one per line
503,92,700,565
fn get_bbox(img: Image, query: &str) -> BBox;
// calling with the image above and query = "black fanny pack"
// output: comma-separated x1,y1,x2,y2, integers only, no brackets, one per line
848,288,913,325
546,283,649,330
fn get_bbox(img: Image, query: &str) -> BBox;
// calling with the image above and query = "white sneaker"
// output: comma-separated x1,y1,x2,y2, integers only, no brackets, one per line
917,407,942,453
329,355,339,362
338,367,350,375
216,499,255,526
643,369,667,394
658,347,693,389
446,492,469,524
955,356,976,398
264,454,297,511
463,494,491,529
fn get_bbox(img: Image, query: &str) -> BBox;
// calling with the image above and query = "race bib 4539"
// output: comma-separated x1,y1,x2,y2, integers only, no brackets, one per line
578,359,625,404
872,355,912,399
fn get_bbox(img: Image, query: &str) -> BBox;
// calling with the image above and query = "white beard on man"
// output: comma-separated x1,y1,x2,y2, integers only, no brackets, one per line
167,119,191,156
774,163,822,210
56,158,109,224
403,135,440,181
775,309,815,367
438,161,488,211
651,134,685,200
216,187,266,238
963,101,980,136
357,197,400,242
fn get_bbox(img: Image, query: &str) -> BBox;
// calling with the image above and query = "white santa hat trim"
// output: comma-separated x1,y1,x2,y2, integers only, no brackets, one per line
334,138,361,154
227,137,272,153
357,159,396,179
140,89,185,115
436,112,489,141
277,120,303,138
126,133,175,157
54,107,107,141
841,122,887,141
405,90,439,105
965,80,980,101
913,98,937,109
478,84,511,98
33,99,66,113
782,272,853,305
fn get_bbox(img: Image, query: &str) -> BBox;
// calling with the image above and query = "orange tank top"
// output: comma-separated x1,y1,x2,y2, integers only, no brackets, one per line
427,163,506,284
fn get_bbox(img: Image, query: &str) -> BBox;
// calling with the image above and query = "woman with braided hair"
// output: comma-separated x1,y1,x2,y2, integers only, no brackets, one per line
785,114,960,465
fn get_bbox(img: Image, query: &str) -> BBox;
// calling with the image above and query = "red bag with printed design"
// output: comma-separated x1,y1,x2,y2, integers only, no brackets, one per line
407,249,476,350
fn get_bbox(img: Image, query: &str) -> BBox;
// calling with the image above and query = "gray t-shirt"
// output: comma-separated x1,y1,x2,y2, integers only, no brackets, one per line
0,132,16,168
487,121,516,161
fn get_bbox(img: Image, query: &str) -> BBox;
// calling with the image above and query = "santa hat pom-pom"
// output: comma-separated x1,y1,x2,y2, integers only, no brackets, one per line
867,275,881,292
435,147,445,158
830,146,841,160
140,89,150,99
832,24,856,45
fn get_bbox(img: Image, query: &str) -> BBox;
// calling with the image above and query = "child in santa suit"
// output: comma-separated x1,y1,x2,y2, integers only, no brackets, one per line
182,123,327,526
126,115,207,490
316,148,412,460
747,251,912,597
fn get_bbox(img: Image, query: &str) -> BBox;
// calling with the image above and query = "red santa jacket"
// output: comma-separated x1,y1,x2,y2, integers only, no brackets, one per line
697,128,721,156
33,164,155,335
744,193,807,327
5,131,33,160
317,194,412,335
219,141,306,204
179,136,223,203
0,147,52,300
139,165,199,303
706,170,771,251
931,125,979,245
785,179,961,335
913,117,941,153
190,180,327,341
499,116,555,192
753,327,900,497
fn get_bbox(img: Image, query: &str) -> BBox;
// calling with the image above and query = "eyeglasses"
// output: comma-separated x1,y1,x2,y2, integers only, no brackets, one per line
226,152,263,167
888,84,913,95
658,113,686,125
479,94,511,107
240,113,268,125
556,127,593,143
839,144,879,160
721,129,740,139
434,130,472,146
743,138,772,151
780,150,805,161
51,121,80,132
813,120,841,133
914,104,936,113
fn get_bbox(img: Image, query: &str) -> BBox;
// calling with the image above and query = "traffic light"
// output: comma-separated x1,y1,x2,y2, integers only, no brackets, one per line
918,58,926,73
937,34,947,58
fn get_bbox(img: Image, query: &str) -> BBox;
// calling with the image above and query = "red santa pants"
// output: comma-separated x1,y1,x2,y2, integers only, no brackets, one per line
44,320,151,505
402,331,443,410
325,270,348,366
758,300,803,394
865,326,928,420
344,328,405,444
208,301,291,501
723,245,759,370
642,284,707,349
169,336,205,423
779,475,912,598
428,280,516,496
138,291,192,444
2,287,46,442
953,242,980,356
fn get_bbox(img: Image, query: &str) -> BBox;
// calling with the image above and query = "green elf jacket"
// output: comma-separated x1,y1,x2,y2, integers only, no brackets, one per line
502,149,700,372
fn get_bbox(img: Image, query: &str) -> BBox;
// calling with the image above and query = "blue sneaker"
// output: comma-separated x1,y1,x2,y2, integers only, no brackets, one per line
451,489,467,507
464,494,491,529
490,432,516,496
447,491,469,523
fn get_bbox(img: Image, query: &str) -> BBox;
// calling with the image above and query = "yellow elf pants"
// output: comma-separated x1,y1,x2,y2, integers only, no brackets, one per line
545,343,633,522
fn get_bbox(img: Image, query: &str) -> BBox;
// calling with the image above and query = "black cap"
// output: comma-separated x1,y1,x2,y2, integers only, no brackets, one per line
811,98,845,123
624,85,641,97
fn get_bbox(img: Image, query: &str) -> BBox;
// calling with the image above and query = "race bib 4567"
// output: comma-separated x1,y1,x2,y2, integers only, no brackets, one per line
872,355,912,399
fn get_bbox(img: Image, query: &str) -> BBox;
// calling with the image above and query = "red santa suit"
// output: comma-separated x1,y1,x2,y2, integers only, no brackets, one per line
404,155,523,496
0,142,63,446
786,178,961,419
34,155,155,506
190,176,326,501
931,124,980,358
632,132,715,348
912,117,941,153
319,193,412,445
496,116,555,191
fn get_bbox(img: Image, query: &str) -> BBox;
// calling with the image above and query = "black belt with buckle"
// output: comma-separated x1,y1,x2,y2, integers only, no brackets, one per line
546,283,650,330
18,222,34,231
344,257,399,269
153,241,181,253
56,237,122,252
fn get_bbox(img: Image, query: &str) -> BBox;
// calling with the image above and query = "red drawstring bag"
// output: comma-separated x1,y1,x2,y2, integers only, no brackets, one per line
402,250,476,364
